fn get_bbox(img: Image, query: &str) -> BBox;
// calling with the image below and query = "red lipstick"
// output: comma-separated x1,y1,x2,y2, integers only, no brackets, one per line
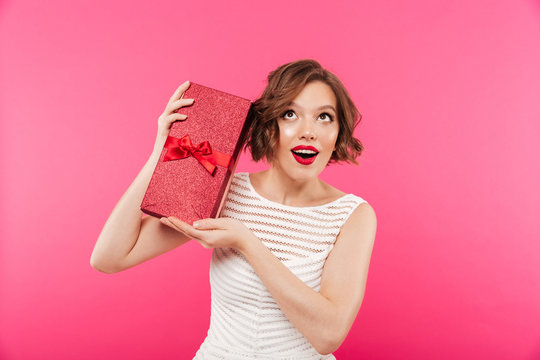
291,145,319,165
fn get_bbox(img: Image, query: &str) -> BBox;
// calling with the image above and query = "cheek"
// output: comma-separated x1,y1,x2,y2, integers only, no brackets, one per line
324,127,339,149
279,123,297,140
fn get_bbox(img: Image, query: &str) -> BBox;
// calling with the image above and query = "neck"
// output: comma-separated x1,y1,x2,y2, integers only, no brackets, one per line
259,166,324,207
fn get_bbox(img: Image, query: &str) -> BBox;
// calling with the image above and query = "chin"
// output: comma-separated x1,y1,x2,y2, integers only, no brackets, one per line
273,153,330,180
284,163,325,182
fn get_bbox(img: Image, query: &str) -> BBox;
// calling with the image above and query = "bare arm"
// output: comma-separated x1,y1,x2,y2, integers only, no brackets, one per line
90,81,195,274
237,203,377,354
161,202,377,355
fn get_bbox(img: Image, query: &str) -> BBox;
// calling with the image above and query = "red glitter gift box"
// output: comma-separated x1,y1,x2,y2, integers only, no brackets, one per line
141,82,252,224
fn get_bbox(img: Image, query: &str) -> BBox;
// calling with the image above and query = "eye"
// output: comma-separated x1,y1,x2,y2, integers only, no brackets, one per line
318,112,333,122
282,110,297,120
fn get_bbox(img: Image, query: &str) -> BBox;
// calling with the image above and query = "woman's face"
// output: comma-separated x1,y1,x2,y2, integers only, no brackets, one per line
273,80,340,181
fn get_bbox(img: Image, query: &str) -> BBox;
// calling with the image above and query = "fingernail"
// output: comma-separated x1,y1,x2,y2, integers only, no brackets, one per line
193,222,200,228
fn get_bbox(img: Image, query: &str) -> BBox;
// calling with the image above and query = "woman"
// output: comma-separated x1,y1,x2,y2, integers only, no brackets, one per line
91,59,377,359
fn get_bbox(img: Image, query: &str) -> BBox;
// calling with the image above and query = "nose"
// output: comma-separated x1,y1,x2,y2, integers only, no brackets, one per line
298,118,316,141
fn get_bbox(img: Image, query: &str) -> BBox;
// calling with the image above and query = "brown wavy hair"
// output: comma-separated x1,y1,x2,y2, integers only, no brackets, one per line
244,59,364,165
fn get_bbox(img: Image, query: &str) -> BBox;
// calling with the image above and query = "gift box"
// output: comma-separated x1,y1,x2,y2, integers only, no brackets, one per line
141,82,252,224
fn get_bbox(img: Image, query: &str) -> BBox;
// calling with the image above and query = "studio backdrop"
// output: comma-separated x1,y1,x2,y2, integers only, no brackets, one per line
1,0,539,359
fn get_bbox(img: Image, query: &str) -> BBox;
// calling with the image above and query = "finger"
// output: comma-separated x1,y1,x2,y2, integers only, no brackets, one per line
193,218,227,230
167,217,208,239
161,217,186,232
169,80,190,101
160,217,189,235
163,113,188,127
193,238,210,249
167,98,195,114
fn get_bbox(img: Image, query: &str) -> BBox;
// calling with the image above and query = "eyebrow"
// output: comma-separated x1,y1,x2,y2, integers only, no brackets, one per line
289,102,337,113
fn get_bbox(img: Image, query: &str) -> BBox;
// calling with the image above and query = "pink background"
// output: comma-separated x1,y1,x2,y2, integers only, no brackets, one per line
1,0,539,359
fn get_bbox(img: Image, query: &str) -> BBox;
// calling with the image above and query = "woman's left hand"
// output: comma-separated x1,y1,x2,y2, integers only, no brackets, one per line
160,216,255,252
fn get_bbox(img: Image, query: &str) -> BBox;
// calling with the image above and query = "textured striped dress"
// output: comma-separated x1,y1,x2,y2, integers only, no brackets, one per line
193,172,367,360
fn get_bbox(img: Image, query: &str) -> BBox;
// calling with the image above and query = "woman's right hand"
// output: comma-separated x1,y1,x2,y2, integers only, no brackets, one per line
152,81,195,155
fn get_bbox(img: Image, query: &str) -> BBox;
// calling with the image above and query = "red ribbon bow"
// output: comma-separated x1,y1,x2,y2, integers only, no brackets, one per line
163,134,231,175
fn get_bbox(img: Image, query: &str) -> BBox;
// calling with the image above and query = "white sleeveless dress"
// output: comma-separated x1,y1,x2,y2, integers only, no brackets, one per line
193,172,367,359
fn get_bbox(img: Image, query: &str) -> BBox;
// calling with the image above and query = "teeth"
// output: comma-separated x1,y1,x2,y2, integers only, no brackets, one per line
293,149,317,154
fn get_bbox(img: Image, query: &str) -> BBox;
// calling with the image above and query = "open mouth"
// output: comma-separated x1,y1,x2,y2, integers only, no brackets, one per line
290,147,319,165
291,149,318,159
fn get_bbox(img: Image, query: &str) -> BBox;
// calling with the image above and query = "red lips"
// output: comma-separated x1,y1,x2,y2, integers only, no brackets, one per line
291,145,319,165
291,145,319,152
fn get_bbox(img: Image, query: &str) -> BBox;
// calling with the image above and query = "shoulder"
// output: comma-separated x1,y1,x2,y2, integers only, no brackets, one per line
234,171,260,183
350,201,376,221
232,171,247,179
341,201,377,238
318,179,347,202
231,171,250,184
318,179,370,208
